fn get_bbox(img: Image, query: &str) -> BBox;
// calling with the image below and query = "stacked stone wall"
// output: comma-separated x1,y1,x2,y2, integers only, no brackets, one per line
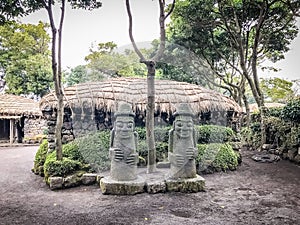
24,117,47,140
43,105,241,152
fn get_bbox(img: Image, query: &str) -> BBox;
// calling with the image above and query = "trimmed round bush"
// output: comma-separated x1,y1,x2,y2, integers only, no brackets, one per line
40,140,91,181
44,153,82,181
62,142,84,161
197,143,239,174
196,125,236,144
32,139,49,176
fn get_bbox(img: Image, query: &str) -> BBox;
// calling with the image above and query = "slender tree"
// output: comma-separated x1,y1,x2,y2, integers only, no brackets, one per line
125,0,176,173
169,0,300,144
1,0,101,159
38,0,101,160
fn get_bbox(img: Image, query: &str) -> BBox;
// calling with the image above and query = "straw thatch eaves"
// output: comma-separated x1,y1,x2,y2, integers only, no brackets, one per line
0,94,42,118
40,78,242,115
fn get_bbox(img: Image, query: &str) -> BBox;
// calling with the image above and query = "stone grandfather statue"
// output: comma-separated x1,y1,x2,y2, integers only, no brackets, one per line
109,102,138,181
167,103,198,179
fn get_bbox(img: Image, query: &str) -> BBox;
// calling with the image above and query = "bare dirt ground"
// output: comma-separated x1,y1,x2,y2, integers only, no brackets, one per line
0,145,299,225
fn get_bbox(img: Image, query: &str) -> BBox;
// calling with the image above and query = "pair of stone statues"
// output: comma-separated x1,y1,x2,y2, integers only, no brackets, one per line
109,102,197,181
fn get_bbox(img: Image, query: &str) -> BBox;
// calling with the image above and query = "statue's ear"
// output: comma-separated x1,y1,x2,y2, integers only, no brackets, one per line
193,128,197,146
110,129,115,147
172,120,176,127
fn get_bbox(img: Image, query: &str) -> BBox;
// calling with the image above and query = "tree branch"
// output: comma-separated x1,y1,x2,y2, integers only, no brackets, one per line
57,0,65,92
164,0,176,20
125,0,145,61
152,0,166,62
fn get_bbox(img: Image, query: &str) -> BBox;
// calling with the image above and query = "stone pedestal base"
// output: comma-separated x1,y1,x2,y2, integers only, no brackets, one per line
100,169,206,195
156,161,170,168
165,175,205,193
100,176,145,195
146,180,167,194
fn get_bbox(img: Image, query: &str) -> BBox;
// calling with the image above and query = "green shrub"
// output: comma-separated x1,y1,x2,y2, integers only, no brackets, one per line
281,98,300,123
196,143,238,173
44,153,82,180
137,140,148,166
196,125,236,144
266,107,283,118
62,142,84,161
32,139,49,176
154,126,171,142
136,126,171,142
135,127,147,140
75,131,111,172
155,141,169,162
136,126,170,165
285,126,300,148
137,140,168,165
245,115,299,149
240,127,252,146
250,122,261,133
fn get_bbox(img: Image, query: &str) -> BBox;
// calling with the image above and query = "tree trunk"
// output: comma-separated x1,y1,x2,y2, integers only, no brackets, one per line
145,61,156,173
242,94,250,128
46,0,65,161
125,0,175,173
55,97,63,160
260,108,267,146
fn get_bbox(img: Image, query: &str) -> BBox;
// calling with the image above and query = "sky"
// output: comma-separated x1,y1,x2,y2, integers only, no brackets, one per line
22,0,161,68
21,0,300,81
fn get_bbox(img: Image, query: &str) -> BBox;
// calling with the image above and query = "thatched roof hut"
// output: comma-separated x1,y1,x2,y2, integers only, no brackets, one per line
40,78,242,146
40,78,242,115
0,94,42,118
0,94,43,144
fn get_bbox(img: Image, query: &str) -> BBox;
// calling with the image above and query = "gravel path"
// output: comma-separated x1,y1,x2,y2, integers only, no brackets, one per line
0,146,299,225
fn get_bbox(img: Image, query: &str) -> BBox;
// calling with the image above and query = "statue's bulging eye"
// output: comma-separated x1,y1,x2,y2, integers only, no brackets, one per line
177,122,182,127
127,122,133,129
116,122,123,128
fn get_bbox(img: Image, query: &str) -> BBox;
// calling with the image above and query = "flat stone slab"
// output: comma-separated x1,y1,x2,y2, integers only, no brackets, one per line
48,177,63,190
100,176,145,195
251,153,280,163
165,175,206,193
156,161,170,169
81,173,97,185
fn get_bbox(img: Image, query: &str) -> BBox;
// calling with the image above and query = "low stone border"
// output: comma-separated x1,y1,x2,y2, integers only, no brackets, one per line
48,173,99,190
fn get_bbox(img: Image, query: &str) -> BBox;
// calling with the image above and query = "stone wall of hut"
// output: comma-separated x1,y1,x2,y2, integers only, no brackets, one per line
43,106,241,151
44,108,75,152
24,117,47,140
43,107,113,151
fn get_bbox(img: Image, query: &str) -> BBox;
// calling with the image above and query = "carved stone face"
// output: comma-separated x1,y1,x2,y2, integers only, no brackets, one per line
115,117,134,139
174,116,193,138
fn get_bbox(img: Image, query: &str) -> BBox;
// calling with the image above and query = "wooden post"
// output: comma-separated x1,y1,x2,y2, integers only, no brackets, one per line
9,119,14,145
